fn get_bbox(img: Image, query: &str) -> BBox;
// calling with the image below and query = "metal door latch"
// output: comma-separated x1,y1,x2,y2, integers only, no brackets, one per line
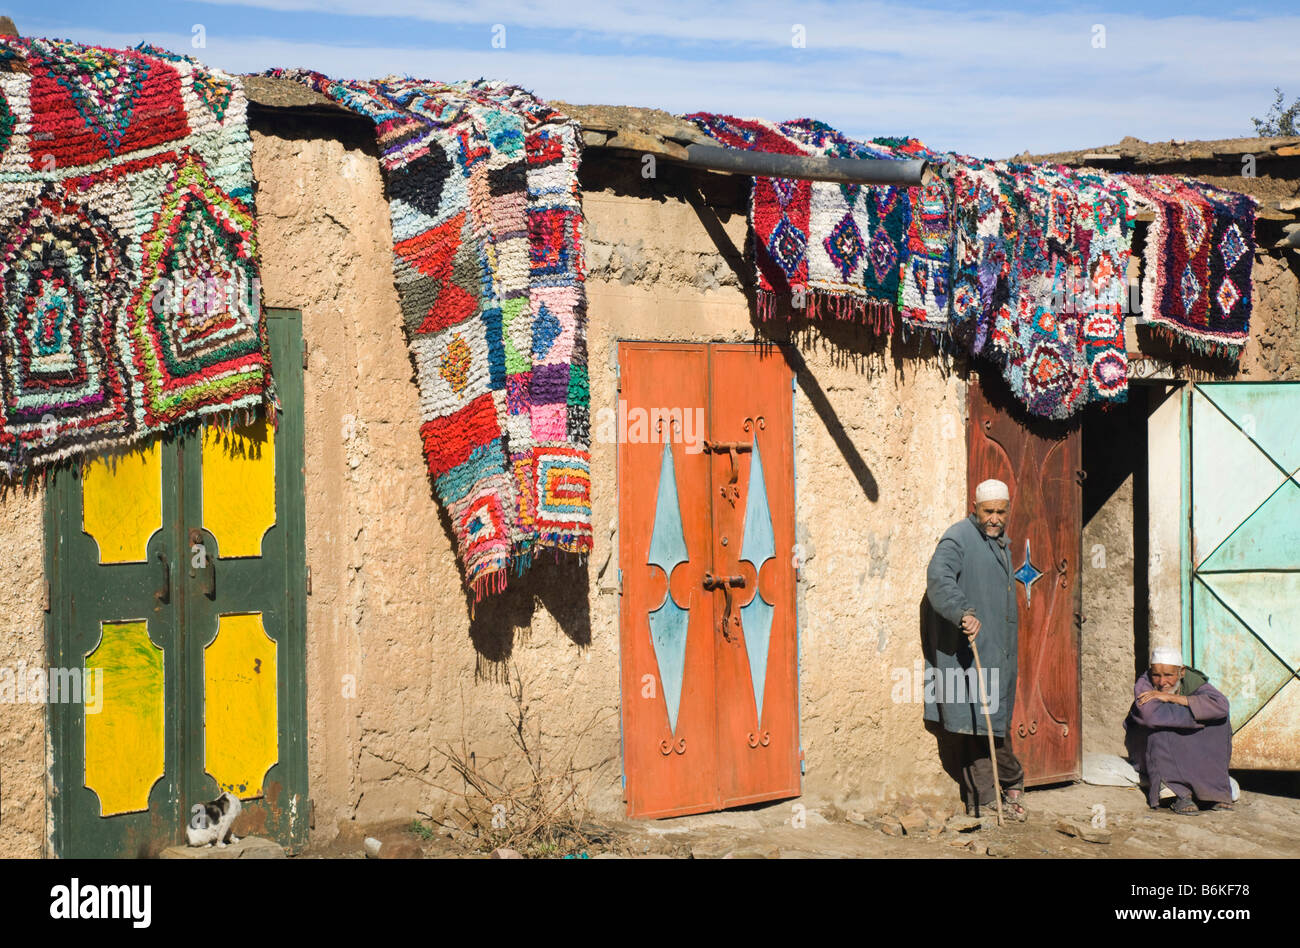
154,551,170,603
703,572,745,641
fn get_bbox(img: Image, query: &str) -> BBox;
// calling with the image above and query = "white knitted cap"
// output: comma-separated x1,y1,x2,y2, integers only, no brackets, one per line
974,479,1010,503
1150,645,1183,667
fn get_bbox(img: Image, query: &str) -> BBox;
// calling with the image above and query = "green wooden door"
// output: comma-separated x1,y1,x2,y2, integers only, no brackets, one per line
46,308,308,857
1186,381,1300,770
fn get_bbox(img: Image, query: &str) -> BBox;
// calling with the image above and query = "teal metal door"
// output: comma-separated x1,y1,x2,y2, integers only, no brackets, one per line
1187,381,1300,769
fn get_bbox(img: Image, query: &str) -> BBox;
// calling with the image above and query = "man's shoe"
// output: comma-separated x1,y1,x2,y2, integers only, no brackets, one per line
1171,796,1198,815
1210,801,1234,811
1002,788,1028,822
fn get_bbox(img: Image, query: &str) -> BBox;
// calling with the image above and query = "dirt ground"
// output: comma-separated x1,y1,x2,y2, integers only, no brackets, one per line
301,774,1300,859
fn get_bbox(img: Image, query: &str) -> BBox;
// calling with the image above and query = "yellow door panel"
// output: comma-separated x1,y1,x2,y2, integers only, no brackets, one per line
202,419,276,558
205,612,278,799
81,442,163,564
84,620,165,817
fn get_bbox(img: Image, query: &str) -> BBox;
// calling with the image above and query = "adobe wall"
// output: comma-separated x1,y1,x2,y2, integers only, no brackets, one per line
0,486,48,858
250,124,971,843
5,127,1295,858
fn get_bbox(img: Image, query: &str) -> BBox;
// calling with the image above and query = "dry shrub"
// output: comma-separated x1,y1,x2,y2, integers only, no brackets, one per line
430,663,617,857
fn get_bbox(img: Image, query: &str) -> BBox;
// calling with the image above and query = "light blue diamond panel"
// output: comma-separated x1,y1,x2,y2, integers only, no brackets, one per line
1014,537,1044,606
740,438,777,723
647,441,690,734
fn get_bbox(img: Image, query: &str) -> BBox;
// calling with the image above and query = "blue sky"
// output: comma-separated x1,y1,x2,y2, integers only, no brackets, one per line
8,0,1298,157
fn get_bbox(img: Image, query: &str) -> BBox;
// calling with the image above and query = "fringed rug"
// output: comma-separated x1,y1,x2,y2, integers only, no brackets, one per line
0,37,272,479
1118,174,1257,358
275,70,592,597
686,110,1148,419
947,157,1136,418
687,114,917,332
1003,164,1133,418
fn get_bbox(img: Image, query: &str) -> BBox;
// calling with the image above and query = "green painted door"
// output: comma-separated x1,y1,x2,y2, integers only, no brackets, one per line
45,308,308,858
1186,381,1300,770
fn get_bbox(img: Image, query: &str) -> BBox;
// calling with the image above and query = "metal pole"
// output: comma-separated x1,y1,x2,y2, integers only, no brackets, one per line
683,142,930,187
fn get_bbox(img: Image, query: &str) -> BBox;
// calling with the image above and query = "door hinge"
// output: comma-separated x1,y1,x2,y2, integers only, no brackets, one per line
306,565,312,596
42,579,50,613
799,747,806,775
302,344,309,370
617,568,623,595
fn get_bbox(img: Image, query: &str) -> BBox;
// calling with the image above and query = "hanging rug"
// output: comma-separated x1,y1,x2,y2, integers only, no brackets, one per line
1118,174,1257,359
274,69,592,598
0,37,273,479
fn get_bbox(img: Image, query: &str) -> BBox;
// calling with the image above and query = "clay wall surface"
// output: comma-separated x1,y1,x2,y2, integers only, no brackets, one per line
0,487,49,858
4,125,1299,857
251,129,972,840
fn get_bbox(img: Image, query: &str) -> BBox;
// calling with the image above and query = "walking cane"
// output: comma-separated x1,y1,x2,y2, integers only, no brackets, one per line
969,637,1005,827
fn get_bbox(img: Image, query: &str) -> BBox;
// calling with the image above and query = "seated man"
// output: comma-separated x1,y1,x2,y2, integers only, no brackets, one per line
1124,645,1233,815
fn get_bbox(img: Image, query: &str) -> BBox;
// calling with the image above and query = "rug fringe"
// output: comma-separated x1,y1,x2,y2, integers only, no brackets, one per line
1145,320,1244,361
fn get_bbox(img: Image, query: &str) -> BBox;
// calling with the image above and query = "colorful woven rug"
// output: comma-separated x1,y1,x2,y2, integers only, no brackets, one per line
275,70,592,597
985,161,1134,419
688,112,1147,419
687,114,917,332
1118,174,1257,358
0,37,272,479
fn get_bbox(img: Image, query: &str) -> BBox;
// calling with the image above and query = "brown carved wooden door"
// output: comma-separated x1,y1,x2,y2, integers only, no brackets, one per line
967,371,1082,785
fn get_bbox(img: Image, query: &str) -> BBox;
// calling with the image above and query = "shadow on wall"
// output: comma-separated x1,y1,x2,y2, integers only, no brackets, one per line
435,499,592,674
680,172,975,509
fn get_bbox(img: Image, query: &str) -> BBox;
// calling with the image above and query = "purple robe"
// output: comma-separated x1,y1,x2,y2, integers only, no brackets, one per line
1124,671,1232,808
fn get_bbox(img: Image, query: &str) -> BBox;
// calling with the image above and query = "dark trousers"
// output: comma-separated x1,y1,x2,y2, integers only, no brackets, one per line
960,733,1024,809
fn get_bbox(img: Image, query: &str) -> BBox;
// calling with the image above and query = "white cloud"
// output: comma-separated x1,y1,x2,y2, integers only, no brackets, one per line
22,1,1300,157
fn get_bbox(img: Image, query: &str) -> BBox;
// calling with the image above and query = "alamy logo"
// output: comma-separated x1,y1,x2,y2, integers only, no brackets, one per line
0,663,102,713
49,878,151,928
592,401,706,453
890,659,1000,713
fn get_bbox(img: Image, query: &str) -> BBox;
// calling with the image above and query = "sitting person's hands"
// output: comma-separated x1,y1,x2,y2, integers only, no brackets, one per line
1137,689,1188,706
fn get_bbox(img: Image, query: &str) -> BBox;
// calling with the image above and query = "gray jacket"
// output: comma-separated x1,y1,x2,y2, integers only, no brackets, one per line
923,513,1019,737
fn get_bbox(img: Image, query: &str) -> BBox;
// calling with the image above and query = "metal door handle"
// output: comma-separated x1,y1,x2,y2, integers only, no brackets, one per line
190,527,216,599
154,551,170,603
703,572,745,641
704,441,747,505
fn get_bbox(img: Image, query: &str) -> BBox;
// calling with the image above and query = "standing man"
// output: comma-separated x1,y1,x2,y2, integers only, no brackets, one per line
924,479,1026,819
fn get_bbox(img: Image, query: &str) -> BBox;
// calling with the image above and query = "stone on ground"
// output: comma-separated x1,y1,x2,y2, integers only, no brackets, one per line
377,832,424,858
898,808,930,835
1055,818,1112,844
877,816,904,837
161,836,285,859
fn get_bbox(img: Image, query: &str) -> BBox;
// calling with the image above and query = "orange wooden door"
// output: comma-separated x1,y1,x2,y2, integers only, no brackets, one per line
967,370,1082,785
710,344,800,808
620,343,718,818
618,342,799,818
